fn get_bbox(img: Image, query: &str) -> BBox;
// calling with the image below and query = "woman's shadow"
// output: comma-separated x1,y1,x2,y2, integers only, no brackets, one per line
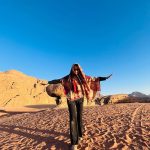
0,124,70,149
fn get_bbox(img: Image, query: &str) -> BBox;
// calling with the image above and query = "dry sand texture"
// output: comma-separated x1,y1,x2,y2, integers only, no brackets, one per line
0,103,149,150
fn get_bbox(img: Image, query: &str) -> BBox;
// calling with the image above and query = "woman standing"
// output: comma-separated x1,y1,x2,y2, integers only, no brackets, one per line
45,64,112,150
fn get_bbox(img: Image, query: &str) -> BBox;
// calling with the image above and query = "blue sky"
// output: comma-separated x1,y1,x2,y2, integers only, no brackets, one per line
0,0,150,95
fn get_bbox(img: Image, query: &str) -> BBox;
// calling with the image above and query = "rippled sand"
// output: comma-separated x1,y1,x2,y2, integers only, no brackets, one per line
0,103,150,150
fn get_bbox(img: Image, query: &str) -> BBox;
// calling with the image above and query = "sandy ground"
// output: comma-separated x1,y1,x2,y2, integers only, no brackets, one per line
0,103,149,150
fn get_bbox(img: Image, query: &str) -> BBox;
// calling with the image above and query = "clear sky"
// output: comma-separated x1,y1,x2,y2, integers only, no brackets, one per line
0,0,150,95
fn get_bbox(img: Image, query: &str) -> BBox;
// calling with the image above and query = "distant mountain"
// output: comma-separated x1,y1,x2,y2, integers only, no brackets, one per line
129,92,150,98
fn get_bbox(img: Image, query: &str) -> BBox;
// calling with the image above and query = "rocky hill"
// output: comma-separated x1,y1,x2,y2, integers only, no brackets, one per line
129,91,150,98
0,70,56,107
98,93,150,105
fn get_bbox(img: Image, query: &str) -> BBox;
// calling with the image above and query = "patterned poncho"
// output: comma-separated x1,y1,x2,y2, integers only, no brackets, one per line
61,64,100,102
46,64,101,103
62,75,100,101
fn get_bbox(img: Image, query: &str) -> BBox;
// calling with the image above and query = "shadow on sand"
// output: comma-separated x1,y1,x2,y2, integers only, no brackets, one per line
24,104,57,109
0,124,70,149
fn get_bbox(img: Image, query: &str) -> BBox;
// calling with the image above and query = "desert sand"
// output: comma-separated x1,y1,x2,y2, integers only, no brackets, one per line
0,103,149,150
0,70,150,149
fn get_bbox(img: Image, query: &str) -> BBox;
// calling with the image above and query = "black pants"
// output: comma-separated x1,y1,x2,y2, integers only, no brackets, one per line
67,98,84,145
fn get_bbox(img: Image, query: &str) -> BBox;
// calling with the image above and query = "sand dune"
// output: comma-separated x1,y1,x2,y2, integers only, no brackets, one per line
0,103,149,150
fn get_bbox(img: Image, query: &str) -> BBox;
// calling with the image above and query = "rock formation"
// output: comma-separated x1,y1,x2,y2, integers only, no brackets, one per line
0,70,56,107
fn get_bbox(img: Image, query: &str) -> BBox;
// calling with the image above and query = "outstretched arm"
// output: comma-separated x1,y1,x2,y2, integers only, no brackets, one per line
40,75,68,85
40,79,62,85
48,75,69,84
48,79,62,84
98,74,112,81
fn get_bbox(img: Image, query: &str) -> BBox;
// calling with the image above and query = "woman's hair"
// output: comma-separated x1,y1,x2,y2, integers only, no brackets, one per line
69,64,86,84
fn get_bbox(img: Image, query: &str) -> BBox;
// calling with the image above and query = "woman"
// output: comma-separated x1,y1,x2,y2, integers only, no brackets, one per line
45,64,112,150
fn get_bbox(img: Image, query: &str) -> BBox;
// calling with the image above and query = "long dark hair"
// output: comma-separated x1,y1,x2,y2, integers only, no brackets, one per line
69,64,86,84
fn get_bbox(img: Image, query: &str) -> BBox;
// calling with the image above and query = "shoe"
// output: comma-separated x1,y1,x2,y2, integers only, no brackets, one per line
71,145,77,150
